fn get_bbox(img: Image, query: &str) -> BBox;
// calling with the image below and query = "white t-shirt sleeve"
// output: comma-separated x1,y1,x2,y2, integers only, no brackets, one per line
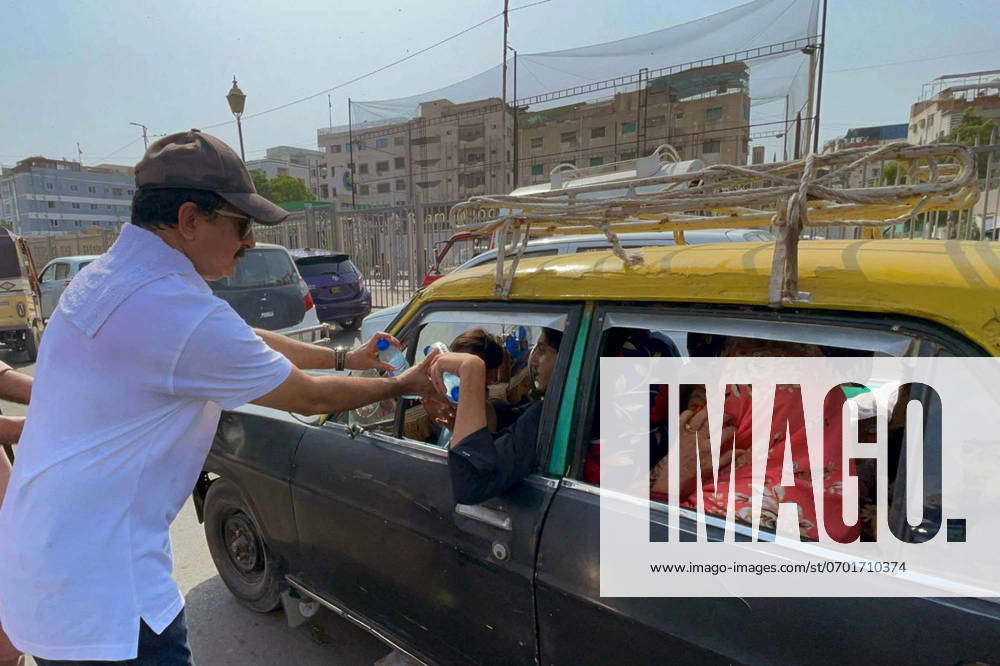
170,305,293,410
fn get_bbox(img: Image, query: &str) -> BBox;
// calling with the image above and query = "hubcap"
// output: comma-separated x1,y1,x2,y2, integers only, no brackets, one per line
223,512,263,576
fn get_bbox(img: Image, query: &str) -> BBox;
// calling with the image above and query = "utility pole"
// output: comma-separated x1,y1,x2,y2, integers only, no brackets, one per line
501,0,510,104
812,0,828,153
129,122,149,150
76,142,83,165
328,94,333,130
348,97,357,211
501,0,510,190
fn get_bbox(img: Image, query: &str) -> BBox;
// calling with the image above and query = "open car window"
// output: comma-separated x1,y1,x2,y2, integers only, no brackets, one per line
571,306,973,543
342,309,570,455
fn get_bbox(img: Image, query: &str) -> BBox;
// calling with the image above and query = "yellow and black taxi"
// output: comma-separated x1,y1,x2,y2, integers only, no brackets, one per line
194,144,1000,664
0,228,43,361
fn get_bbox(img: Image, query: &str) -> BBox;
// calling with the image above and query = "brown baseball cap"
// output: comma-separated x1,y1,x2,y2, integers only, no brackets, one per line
135,129,288,225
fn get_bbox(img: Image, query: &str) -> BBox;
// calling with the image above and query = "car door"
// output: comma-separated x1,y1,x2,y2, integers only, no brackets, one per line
535,304,1000,665
38,262,67,319
288,303,580,664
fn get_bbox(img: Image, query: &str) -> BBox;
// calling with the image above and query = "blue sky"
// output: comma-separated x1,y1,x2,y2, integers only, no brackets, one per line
2,0,999,168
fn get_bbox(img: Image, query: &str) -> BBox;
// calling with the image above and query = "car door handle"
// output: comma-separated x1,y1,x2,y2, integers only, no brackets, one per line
455,504,512,531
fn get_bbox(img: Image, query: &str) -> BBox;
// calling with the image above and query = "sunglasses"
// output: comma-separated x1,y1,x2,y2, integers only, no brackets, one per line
213,208,255,240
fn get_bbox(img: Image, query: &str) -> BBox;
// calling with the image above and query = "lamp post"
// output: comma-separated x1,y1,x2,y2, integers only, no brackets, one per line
226,75,247,161
129,122,149,150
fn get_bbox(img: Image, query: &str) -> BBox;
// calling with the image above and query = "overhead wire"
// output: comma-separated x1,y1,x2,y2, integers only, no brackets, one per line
200,0,553,130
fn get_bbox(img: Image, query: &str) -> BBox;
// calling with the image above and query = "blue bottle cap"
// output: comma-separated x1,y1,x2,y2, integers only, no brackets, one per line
376,338,390,351
450,385,460,402
423,345,431,355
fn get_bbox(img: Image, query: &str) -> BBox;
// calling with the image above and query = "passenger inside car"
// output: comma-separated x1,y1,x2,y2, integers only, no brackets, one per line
647,335,863,541
418,328,510,445
430,327,563,504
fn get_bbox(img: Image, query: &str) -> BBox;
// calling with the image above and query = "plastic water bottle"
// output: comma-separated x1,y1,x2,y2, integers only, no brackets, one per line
376,338,408,375
423,342,461,403
376,339,418,399
442,372,461,403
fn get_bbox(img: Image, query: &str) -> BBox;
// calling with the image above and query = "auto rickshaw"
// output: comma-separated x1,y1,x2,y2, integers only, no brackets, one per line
0,227,44,362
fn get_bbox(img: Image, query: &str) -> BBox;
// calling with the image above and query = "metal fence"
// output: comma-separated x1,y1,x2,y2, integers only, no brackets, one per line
252,200,499,308
15,145,1000,308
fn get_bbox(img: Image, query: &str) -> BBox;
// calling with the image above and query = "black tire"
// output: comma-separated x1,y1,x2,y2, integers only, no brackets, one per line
340,317,362,330
22,324,40,363
203,479,282,613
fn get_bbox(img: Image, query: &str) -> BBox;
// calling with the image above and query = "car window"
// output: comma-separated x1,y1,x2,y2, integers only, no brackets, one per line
465,247,559,269
344,309,569,452
78,261,92,271
40,264,57,282
54,263,70,281
209,249,297,289
571,307,968,543
295,257,357,278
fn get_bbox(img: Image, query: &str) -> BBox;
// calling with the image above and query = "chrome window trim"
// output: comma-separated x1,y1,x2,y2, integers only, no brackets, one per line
603,311,915,355
419,309,568,329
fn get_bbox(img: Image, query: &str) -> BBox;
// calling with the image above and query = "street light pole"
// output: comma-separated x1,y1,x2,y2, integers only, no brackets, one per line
226,75,247,161
129,122,149,150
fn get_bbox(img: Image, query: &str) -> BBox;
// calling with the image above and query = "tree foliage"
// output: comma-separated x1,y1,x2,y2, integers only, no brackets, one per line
249,169,315,204
942,110,997,177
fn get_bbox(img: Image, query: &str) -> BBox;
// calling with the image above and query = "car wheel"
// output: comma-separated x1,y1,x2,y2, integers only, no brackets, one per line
340,317,362,330
203,479,282,613
22,324,40,363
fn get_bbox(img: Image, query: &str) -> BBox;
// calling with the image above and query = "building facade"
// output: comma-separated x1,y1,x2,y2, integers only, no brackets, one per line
316,98,514,209
0,157,136,235
908,70,1000,145
246,146,324,199
822,123,909,187
516,62,751,186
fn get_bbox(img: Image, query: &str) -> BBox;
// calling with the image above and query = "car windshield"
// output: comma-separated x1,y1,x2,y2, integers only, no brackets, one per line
210,249,297,289
0,234,21,279
295,256,357,278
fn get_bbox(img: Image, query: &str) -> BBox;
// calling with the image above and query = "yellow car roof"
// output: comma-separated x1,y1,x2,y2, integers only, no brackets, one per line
415,240,1000,355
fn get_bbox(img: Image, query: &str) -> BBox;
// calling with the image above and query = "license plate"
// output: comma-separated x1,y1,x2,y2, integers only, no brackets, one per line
329,286,342,295
261,311,274,318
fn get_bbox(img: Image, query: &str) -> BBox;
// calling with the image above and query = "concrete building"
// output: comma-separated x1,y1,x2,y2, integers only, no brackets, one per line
517,62,751,186
316,98,514,209
822,123,909,187
908,70,1000,145
0,157,135,235
246,146,324,198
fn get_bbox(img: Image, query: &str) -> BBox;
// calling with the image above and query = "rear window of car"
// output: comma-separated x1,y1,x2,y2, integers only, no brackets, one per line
210,248,298,289
295,257,358,278
79,261,92,271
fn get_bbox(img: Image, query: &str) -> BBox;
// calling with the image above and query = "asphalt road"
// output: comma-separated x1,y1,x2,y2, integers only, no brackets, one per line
1,326,410,665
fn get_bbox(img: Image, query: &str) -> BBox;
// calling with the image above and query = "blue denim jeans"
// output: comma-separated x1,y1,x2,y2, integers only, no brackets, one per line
34,608,193,666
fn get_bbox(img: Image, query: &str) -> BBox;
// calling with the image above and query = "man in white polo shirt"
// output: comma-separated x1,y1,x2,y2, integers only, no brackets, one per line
0,129,436,665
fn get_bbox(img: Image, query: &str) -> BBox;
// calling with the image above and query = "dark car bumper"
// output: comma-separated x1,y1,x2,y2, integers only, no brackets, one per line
314,290,372,323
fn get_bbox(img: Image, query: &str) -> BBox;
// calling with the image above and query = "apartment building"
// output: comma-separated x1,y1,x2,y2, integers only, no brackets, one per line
822,124,908,187
247,146,325,198
316,98,514,209
908,70,1000,145
517,62,751,186
0,157,135,235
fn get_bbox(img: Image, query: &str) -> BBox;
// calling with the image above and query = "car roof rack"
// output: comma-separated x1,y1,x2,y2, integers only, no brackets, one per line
450,142,978,306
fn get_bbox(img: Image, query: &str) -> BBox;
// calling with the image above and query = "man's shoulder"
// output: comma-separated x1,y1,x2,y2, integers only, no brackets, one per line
111,274,227,333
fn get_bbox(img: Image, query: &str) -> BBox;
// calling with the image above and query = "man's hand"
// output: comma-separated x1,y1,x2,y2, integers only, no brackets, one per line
422,394,456,428
394,348,440,397
425,352,484,396
346,332,403,373
0,416,26,445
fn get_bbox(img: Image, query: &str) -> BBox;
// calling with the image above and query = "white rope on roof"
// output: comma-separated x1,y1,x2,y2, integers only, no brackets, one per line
450,142,979,304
